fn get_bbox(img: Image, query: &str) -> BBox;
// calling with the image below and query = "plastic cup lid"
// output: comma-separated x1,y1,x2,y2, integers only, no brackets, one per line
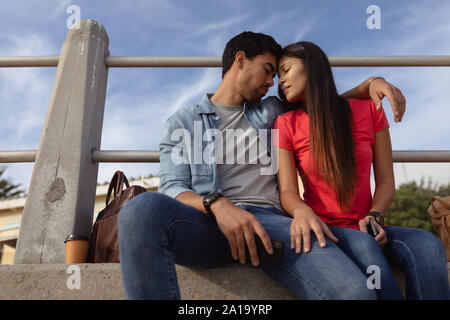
64,234,89,243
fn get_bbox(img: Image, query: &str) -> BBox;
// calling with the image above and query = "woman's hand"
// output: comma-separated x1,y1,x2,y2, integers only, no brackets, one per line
290,205,339,254
368,78,406,122
359,216,388,249
340,77,406,122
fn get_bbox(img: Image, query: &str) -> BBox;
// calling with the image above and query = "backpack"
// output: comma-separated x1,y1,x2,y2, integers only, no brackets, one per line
86,170,146,263
428,196,450,261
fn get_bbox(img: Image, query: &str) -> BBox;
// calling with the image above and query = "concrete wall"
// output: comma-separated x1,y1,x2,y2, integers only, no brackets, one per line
0,263,425,300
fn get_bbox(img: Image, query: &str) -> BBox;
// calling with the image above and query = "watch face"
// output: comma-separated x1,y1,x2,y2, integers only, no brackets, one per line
207,192,218,202
204,192,218,206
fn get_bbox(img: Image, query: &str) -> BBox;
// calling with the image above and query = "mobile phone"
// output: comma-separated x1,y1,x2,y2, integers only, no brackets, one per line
367,218,379,237
245,235,284,266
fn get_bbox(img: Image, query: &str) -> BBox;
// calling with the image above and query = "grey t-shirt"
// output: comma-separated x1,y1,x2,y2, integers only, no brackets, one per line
211,100,281,211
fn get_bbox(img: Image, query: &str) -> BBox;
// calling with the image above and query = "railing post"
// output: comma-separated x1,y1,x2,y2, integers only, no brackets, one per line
14,20,109,264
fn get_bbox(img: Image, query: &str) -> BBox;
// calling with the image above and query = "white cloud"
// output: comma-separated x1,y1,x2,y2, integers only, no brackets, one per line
292,7,331,43
0,33,58,144
0,33,59,55
0,33,59,193
192,14,250,37
49,0,73,20
253,9,305,34
168,68,220,114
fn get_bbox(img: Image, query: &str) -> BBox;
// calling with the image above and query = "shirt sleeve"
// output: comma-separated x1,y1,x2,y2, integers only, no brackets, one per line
370,100,390,133
273,115,294,151
158,116,193,199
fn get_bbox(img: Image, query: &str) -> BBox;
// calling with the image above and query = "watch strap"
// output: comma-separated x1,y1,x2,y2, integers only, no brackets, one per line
367,211,385,227
203,192,221,216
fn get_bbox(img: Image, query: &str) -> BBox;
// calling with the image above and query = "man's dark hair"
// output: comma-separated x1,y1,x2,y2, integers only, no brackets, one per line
221,31,282,78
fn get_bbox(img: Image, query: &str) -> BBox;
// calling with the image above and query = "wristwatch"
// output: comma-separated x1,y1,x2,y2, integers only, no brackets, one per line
203,192,222,216
367,211,385,228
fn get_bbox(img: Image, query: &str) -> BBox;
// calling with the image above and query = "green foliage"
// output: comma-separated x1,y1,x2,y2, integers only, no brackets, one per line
385,177,450,235
0,166,25,199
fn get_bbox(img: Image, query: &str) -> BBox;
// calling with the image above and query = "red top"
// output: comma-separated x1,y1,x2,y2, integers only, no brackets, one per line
273,98,390,229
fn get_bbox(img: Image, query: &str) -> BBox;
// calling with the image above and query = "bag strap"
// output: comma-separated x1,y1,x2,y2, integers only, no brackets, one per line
106,171,130,206
115,172,130,200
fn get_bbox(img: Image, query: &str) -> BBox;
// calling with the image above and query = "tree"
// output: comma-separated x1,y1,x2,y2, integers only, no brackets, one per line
0,166,25,199
385,177,450,235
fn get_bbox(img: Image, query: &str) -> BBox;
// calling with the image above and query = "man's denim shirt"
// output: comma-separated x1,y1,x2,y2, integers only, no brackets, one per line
159,93,290,199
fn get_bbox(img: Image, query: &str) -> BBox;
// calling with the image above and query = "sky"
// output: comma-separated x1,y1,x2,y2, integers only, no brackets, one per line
0,0,449,194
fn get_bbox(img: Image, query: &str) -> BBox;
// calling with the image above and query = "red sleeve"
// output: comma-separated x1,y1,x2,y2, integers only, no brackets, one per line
273,115,294,151
370,100,390,133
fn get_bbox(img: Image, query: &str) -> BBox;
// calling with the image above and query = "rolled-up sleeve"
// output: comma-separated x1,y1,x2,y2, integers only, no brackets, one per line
158,116,193,199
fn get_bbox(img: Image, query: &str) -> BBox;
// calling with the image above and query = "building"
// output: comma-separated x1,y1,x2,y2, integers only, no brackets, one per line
0,176,160,264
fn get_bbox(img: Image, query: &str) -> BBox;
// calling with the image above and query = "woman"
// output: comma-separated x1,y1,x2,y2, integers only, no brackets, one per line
274,41,449,300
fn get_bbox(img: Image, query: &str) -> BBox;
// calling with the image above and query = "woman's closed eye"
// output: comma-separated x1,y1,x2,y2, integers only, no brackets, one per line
278,68,289,77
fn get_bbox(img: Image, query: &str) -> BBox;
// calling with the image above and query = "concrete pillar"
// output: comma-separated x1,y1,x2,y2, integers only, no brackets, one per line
14,20,109,264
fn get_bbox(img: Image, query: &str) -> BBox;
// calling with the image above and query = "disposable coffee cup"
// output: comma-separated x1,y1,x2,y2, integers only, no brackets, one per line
64,235,90,264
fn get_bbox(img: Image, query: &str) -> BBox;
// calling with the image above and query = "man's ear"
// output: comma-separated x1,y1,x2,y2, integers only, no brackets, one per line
234,51,246,69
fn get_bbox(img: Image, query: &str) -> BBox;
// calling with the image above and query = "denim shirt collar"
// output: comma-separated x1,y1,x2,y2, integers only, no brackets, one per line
197,93,261,114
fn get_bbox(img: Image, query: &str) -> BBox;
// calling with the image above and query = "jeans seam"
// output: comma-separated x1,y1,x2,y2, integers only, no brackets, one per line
164,218,225,293
335,240,374,275
391,239,423,299
163,234,180,299
281,263,327,300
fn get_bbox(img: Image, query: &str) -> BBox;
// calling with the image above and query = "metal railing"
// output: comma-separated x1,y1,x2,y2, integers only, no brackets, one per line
2,150,450,163
3,55,450,68
1,54,450,165
0,19,449,264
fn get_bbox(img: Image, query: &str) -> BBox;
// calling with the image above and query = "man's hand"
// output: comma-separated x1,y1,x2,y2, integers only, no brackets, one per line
210,197,273,266
369,78,406,123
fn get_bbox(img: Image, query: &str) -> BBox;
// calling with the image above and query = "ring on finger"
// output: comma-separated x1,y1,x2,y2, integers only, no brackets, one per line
295,228,303,234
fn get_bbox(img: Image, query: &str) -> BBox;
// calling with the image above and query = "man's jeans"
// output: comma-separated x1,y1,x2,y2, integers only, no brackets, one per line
118,192,449,300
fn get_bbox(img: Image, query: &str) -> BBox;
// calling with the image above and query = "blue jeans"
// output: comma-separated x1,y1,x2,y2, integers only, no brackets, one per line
330,226,449,299
118,192,449,300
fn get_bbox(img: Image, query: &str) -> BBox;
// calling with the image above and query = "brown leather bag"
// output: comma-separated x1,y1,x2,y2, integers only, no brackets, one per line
86,170,147,263
428,196,450,261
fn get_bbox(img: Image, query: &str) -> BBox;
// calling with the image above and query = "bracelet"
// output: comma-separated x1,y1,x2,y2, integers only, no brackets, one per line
367,76,385,88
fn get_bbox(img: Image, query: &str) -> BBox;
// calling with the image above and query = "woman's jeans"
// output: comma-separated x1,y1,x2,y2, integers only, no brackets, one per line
118,192,449,300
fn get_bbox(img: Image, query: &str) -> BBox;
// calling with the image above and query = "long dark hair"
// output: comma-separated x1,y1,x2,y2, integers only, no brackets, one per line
278,41,357,213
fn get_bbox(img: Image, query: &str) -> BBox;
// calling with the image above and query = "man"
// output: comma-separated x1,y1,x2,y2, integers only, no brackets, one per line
118,31,406,299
